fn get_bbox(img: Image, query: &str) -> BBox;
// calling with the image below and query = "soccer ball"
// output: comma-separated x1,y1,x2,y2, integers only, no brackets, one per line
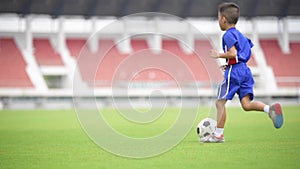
196,118,217,141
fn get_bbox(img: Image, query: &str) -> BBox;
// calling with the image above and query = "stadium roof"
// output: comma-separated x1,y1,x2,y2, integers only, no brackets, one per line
0,0,299,18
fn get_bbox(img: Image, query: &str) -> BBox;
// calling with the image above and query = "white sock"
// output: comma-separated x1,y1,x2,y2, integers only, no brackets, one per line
215,128,224,137
264,105,270,114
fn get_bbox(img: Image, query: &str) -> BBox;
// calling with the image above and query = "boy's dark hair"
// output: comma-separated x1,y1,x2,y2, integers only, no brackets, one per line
218,2,240,24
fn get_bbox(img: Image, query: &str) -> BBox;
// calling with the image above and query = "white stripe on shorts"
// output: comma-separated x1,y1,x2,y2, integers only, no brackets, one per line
224,65,232,98
218,65,232,100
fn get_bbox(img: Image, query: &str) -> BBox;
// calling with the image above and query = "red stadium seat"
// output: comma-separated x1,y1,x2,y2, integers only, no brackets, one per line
0,38,33,88
260,39,300,87
33,38,64,66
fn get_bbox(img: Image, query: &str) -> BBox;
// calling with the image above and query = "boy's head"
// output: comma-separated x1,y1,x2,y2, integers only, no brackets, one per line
218,2,240,31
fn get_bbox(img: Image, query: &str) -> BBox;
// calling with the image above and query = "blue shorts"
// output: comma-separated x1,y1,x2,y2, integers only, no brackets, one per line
217,63,254,101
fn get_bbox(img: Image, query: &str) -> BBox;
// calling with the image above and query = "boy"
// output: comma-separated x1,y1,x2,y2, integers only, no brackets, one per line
205,2,283,143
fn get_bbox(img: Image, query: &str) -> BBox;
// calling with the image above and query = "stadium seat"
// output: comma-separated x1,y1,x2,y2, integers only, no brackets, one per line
33,38,64,66
260,39,300,87
0,38,33,88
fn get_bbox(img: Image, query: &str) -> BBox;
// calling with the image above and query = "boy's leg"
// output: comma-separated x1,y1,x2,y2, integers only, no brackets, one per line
240,94,265,112
216,99,227,128
203,99,226,143
240,94,283,129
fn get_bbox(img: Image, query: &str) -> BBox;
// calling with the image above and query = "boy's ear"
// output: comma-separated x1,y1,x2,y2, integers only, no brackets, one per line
222,16,227,24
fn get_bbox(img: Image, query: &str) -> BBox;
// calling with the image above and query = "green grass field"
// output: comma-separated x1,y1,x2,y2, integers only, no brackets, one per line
0,106,299,169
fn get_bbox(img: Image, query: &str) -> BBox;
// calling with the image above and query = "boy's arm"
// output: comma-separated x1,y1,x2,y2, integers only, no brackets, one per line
210,46,237,59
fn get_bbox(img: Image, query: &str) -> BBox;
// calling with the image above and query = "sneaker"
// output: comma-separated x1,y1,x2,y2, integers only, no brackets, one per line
199,136,209,143
203,133,225,143
269,103,283,129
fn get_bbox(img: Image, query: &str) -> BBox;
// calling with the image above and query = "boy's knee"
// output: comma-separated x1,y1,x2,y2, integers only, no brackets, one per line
242,103,251,111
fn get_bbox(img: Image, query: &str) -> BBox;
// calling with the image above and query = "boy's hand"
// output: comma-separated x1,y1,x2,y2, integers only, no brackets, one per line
220,65,227,72
210,50,219,58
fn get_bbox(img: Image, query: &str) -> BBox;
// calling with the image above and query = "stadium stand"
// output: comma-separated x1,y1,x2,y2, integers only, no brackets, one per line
66,39,87,59
194,40,223,83
0,0,300,109
94,39,127,85
128,39,174,82
67,39,127,86
66,38,222,87
260,39,300,87
0,38,33,88
33,38,64,66
160,39,223,85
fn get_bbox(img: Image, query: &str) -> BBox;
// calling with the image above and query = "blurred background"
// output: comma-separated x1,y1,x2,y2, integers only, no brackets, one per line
0,0,299,109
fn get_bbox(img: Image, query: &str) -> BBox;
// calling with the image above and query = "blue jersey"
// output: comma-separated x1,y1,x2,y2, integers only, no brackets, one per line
217,27,255,101
222,27,253,65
